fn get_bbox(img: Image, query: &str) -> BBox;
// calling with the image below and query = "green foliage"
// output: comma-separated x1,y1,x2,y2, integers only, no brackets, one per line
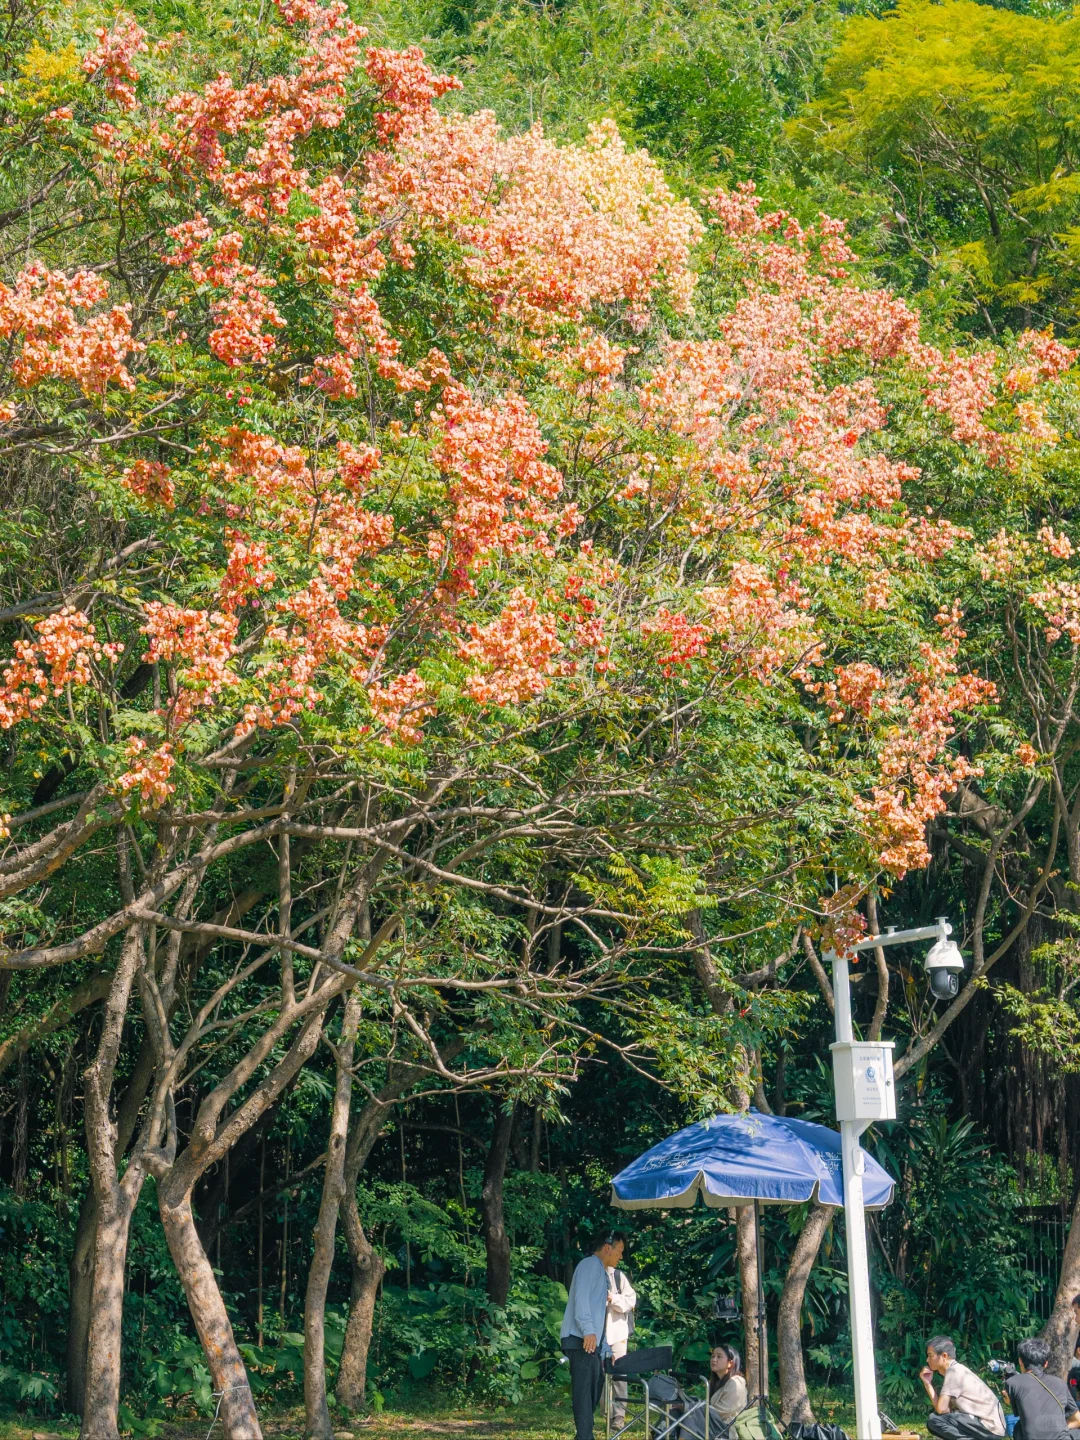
620,51,775,178
371,0,840,176
872,1113,1033,1398
0,1189,72,1407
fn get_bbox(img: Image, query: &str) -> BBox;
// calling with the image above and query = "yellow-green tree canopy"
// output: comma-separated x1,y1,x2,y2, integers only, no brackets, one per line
791,0,1080,332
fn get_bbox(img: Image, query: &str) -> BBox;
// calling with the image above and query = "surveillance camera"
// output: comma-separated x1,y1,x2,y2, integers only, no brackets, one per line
928,967,960,1000
925,925,964,1002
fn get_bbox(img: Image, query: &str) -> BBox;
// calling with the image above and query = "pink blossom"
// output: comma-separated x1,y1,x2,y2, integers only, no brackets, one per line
83,14,147,111
114,737,176,808
367,670,434,743
122,460,175,508
460,590,564,705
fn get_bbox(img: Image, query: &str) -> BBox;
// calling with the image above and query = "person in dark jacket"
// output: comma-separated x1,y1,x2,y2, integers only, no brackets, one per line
1068,1341,1080,1405
1003,1337,1080,1440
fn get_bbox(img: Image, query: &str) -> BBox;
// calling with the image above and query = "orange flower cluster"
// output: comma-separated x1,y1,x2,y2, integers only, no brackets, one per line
1029,579,1080,645
219,427,313,504
220,535,277,612
114,737,176,809
818,885,869,960
367,670,434,743
823,662,887,721
709,184,1073,473
643,609,711,678
643,569,814,685
142,603,240,730
460,590,565,705
433,383,576,589
121,460,175,509
366,105,701,328
702,565,815,681
856,630,996,877
628,188,1022,874
190,232,285,367
0,608,120,729
166,0,365,216
1004,328,1074,395
0,264,140,395
364,44,461,144
82,13,147,111
564,334,627,396
240,576,385,735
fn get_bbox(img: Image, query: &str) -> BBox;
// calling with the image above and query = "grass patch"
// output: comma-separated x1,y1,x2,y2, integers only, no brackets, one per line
0,1388,935,1440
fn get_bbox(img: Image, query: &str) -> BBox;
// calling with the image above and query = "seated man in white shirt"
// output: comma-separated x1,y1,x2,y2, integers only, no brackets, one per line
605,1256,637,1431
921,1335,1006,1440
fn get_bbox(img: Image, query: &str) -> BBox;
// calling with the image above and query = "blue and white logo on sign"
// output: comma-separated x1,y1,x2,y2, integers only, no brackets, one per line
865,1065,877,1082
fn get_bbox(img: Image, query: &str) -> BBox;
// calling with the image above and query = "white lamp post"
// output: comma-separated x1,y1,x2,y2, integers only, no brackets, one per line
824,918,964,1440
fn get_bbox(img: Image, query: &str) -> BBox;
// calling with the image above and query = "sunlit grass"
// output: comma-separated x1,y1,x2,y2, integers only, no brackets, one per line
0,1384,934,1440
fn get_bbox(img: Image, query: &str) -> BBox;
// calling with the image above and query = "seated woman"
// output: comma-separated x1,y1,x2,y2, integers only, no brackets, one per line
709,1345,748,1428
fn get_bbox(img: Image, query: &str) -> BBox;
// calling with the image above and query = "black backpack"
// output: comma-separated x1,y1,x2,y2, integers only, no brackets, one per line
648,1373,686,1407
613,1267,635,1335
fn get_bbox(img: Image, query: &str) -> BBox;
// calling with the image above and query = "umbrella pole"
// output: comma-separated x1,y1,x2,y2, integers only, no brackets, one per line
754,1198,767,1426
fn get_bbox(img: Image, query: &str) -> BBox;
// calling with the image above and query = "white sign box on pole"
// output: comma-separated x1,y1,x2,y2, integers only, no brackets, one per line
830,1041,896,1123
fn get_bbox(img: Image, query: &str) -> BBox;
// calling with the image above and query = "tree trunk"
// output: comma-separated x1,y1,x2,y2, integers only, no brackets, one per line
1042,1183,1080,1374
738,1205,768,1402
777,1204,836,1424
159,1185,262,1440
689,913,771,1400
332,1060,446,1412
146,1001,331,1440
335,1195,386,1412
482,1103,515,1307
67,1187,98,1416
79,920,149,1440
70,1038,156,1419
304,994,361,1440
81,1186,143,1440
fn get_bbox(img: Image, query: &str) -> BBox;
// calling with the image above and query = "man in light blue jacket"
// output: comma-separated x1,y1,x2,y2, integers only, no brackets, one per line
561,1232,627,1440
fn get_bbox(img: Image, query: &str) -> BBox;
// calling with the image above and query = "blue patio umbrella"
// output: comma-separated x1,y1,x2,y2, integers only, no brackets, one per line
609,1109,896,1426
610,1109,895,1211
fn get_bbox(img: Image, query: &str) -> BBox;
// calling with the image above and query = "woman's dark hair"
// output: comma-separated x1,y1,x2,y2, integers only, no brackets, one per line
708,1343,742,1394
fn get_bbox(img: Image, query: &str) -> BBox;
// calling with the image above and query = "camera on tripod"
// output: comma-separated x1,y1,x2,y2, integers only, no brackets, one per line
987,1360,1017,1379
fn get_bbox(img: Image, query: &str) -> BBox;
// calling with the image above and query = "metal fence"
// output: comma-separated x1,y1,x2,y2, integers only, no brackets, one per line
1014,1204,1068,1322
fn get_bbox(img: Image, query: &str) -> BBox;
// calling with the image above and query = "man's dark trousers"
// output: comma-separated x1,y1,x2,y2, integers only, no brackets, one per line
927,1413,996,1440
564,1339,604,1440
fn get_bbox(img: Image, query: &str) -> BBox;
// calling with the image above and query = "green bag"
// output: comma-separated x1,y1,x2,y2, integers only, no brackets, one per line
733,1407,783,1440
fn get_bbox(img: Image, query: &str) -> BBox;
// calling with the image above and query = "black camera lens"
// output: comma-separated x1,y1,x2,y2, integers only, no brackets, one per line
929,968,959,1000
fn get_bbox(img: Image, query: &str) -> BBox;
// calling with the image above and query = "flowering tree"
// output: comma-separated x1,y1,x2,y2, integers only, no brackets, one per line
0,2,1072,1436
887,499,1080,1374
